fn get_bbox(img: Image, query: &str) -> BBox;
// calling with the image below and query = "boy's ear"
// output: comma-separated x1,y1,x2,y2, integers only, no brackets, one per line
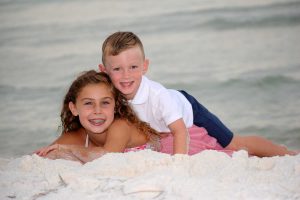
98,64,106,72
143,59,149,74
69,102,79,116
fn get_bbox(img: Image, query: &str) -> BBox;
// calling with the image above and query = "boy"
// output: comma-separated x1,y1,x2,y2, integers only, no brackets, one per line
99,31,296,156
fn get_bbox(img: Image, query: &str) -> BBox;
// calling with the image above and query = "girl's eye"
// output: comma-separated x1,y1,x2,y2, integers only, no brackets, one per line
102,101,110,106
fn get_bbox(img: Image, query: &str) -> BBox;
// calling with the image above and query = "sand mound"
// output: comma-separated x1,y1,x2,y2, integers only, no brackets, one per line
0,150,299,200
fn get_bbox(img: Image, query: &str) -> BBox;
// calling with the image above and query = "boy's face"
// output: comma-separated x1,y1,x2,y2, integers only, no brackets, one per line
101,46,148,100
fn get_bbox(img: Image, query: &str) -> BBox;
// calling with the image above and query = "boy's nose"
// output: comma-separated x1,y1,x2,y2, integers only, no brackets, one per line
122,68,130,78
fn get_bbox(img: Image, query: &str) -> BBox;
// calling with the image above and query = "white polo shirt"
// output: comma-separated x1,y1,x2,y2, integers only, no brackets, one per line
128,76,193,132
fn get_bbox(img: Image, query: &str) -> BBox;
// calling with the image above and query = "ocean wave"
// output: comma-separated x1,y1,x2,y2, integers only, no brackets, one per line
220,75,300,89
200,1,300,30
139,1,300,33
0,84,64,101
0,84,62,92
2,1,300,42
201,13,300,30
239,125,300,134
166,74,300,92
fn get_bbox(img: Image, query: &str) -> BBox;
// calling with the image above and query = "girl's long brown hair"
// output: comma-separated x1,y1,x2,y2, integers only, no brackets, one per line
60,70,161,149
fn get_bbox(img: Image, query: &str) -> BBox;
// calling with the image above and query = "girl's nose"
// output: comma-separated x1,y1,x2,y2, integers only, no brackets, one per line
94,105,101,114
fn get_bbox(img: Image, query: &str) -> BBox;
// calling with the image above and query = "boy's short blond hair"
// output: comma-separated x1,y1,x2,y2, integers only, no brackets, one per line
102,31,145,65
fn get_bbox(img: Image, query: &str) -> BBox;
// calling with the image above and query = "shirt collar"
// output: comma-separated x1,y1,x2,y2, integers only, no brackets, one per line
129,76,149,104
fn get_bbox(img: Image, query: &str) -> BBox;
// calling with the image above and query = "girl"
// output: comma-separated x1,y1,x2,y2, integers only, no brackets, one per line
35,70,231,163
36,70,162,163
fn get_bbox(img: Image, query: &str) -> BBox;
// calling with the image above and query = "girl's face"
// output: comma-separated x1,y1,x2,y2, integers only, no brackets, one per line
69,83,115,135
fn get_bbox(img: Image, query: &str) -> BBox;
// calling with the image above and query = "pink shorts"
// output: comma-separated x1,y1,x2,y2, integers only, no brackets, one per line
160,125,233,155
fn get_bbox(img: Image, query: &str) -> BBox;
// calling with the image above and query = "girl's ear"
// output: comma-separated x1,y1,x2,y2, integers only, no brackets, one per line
69,102,79,116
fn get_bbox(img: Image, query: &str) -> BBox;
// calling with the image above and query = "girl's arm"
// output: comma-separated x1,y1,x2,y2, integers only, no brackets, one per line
168,118,188,154
34,129,86,154
45,121,132,162
36,121,132,163
44,148,84,163
36,144,107,163
34,128,93,162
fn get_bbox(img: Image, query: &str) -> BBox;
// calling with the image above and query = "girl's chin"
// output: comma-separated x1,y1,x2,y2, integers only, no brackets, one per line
89,130,105,134
86,127,107,135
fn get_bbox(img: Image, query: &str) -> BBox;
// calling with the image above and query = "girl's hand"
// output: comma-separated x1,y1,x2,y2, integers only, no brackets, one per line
35,144,83,163
46,149,83,163
34,144,60,157
34,144,107,163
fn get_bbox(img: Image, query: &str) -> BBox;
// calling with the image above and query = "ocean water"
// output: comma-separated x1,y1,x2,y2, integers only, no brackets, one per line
0,0,299,158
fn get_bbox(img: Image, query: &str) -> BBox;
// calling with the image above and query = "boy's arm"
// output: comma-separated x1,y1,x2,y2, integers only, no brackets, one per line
168,118,188,154
226,135,297,157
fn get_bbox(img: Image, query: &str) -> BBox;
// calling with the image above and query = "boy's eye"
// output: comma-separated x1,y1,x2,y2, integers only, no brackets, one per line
131,65,138,70
112,67,120,71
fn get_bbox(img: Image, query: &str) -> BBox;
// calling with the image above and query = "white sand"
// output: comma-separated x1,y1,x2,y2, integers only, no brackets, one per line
0,150,299,200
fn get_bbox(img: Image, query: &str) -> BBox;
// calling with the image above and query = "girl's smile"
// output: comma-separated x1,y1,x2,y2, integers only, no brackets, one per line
69,83,115,135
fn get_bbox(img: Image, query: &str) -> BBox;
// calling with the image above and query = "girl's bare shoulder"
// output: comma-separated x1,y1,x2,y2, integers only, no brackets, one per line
55,128,86,145
109,119,132,131
105,119,132,150
108,119,141,139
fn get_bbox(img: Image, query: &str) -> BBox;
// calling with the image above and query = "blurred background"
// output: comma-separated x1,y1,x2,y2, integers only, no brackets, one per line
0,0,299,158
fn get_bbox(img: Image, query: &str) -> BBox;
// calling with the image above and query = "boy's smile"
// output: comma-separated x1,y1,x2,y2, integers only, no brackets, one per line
101,46,148,100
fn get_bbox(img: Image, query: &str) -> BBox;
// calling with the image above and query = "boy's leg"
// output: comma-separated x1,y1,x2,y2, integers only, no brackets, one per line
227,134,297,156
179,90,297,156
179,90,234,148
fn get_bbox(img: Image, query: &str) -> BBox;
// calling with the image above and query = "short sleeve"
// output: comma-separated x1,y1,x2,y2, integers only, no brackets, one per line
153,89,183,127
